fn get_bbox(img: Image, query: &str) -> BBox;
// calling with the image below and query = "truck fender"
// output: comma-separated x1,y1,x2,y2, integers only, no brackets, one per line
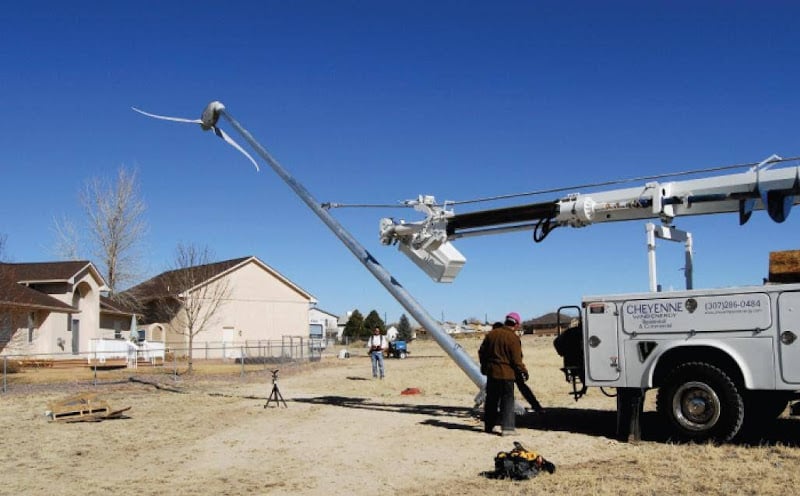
643,339,759,390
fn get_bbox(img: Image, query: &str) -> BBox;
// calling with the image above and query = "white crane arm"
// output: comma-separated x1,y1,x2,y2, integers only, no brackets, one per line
379,156,800,282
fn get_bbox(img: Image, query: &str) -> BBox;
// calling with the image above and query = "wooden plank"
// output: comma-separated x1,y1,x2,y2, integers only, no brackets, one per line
769,250,800,283
17,359,54,368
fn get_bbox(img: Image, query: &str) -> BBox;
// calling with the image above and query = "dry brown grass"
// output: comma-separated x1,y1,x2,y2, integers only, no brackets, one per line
1,335,799,495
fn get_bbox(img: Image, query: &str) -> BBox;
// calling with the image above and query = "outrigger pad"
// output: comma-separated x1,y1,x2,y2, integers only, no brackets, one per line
46,392,131,423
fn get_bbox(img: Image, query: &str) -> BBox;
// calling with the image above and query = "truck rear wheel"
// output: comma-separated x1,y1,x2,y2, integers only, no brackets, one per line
656,362,744,443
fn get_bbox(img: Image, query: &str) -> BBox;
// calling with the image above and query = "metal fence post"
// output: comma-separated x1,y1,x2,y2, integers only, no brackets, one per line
240,346,245,377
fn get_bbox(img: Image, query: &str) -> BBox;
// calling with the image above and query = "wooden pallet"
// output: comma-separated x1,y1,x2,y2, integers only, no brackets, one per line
47,393,131,423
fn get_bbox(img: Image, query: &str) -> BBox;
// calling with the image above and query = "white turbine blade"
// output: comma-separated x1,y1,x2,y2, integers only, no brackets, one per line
131,107,203,125
213,126,260,172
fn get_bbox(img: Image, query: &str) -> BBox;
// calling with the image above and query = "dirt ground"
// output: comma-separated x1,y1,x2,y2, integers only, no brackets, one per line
3,336,800,495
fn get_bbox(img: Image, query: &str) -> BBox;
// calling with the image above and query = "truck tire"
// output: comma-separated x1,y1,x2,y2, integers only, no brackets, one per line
656,362,744,443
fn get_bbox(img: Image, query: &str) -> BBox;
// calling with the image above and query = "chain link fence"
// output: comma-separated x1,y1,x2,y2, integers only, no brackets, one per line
1,337,334,393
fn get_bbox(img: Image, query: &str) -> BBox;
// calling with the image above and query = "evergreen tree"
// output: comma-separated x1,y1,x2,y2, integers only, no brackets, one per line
397,314,413,341
363,310,385,339
342,310,365,340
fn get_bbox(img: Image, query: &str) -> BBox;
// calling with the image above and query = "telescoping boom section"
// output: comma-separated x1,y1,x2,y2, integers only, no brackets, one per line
379,155,800,282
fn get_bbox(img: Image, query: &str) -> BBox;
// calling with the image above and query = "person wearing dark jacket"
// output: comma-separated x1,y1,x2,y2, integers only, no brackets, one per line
479,312,528,436
491,321,545,414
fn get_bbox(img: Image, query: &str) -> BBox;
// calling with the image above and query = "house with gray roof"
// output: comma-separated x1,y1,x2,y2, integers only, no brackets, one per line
0,261,136,357
1,255,317,360
123,256,317,354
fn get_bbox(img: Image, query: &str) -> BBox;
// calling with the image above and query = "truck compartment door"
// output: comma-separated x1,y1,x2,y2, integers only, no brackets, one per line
778,291,800,383
585,302,622,382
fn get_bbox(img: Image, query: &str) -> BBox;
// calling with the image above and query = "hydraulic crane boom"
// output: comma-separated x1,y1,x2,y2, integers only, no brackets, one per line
379,155,800,282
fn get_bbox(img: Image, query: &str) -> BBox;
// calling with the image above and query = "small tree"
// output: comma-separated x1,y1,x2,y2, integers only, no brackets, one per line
342,310,364,341
160,244,230,374
397,314,413,341
363,310,385,339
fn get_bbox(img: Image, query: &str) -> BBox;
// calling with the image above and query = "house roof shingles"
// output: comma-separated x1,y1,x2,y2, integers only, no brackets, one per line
124,257,251,300
0,263,79,313
124,256,315,303
528,312,565,327
7,261,95,283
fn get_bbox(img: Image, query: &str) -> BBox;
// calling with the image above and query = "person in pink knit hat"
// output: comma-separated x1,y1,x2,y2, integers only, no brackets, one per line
479,312,528,436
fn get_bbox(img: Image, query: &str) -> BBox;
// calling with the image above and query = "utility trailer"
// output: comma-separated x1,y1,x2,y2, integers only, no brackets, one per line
557,281,800,442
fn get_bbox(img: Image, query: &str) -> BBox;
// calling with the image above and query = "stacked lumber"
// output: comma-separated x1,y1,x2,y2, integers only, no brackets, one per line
769,250,800,283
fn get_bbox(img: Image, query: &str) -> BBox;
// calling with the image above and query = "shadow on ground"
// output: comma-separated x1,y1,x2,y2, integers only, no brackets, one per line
294,395,474,419
294,395,800,446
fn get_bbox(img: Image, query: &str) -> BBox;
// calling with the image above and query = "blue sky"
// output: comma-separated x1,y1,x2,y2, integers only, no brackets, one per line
2,1,799,325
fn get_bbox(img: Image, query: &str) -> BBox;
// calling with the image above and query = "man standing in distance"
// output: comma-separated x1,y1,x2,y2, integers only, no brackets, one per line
367,326,388,379
479,312,528,436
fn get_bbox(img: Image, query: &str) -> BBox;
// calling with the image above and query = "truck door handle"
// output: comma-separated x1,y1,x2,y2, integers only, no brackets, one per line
781,331,797,345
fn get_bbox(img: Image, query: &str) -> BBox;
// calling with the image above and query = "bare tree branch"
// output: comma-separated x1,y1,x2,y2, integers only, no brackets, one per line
81,166,147,294
51,215,81,260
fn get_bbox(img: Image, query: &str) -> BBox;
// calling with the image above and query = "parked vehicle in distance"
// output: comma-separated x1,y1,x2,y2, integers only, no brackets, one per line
386,340,409,359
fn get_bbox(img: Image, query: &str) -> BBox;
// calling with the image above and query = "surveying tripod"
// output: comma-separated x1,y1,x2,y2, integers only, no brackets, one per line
264,369,288,408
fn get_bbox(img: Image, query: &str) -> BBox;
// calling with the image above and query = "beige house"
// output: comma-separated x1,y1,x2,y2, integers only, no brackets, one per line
0,261,136,357
125,256,316,353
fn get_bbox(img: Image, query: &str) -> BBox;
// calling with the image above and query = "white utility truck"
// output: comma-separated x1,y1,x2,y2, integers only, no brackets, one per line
555,279,800,442
379,154,800,442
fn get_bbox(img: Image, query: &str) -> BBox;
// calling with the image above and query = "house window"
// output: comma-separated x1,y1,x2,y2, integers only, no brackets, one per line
114,320,122,339
27,312,35,343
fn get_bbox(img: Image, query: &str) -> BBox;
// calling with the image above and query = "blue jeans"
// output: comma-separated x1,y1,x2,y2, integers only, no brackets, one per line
370,350,385,378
